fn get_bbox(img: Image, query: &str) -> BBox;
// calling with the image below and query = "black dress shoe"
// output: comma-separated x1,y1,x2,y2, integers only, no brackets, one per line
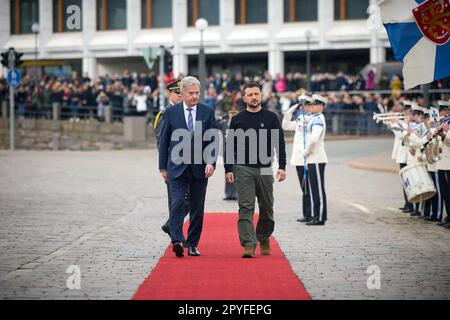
161,224,170,235
188,246,200,256
424,217,439,222
173,242,184,257
437,221,446,226
297,217,312,223
410,211,421,217
443,222,450,229
223,196,238,201
305,219,325,226
398,206,406,211
402,208,414,213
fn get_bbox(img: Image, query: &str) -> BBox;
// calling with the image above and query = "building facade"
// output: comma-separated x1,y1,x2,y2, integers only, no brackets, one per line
0,0,391,79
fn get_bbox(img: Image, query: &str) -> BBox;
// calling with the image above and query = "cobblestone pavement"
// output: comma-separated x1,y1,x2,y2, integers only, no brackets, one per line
0,138,449,299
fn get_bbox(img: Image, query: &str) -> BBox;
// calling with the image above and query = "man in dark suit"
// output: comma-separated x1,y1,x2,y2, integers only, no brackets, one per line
154,79,190,242
158,76,219,258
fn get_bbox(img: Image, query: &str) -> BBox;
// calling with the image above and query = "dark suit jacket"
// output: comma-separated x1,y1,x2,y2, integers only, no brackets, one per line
158,102,218,180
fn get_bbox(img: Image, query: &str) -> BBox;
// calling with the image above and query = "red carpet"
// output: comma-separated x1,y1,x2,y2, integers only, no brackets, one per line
133,213,311,300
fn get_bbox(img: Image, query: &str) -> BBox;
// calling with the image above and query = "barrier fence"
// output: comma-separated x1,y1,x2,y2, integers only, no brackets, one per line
1,88,449,136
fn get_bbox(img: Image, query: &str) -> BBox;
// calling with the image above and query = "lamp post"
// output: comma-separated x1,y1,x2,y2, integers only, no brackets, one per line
305,30,312,93
31,23,40,83
195,18,208,102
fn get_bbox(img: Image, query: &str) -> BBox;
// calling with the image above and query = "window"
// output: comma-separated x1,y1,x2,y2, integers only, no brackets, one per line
284,0,318,22
334,0,369,20
97,0,127,31
188,0,219,26
10,0,39,35
142,0,172,29
235,0,267,24
53,0,82,33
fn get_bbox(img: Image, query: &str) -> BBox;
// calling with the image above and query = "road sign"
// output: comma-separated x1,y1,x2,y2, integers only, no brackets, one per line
141,47,160,69
7,68,21,89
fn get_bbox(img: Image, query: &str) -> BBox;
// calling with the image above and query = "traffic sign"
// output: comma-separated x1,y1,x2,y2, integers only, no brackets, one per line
7,68,21,89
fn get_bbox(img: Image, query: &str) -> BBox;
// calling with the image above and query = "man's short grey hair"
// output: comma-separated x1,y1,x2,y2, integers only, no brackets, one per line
180,76,201,92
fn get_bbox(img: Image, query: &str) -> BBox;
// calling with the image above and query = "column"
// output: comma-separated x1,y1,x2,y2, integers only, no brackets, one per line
0,1,10,77
219,0,234,52
82,0,97,78
39,0,53,58
369,0,385,63
82,56,97,79
127,0,140,55
268,0,284,78
318,0,333,48
173,0,188,77
370,43,386,64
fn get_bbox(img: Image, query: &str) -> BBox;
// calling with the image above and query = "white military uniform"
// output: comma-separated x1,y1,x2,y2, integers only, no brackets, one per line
436,111,450,224
304,94,328,224
401,105,428,216
282,95,314,221
394,101,413,211
395,121,410,165
423,125,442,220
389,119,413,211
396,101,413,166
282,103,312,166
405,105,428,165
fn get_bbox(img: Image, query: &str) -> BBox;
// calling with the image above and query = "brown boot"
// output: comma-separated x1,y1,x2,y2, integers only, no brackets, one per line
242,246,256,258
260,240,271,255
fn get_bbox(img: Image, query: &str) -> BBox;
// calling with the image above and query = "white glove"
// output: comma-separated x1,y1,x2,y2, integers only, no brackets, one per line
285,104,299,114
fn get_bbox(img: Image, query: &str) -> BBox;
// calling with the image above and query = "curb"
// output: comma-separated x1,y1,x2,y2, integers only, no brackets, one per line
348,161,399,174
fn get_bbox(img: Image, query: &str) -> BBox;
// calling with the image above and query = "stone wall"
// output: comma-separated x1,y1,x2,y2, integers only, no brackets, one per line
0,118,156,151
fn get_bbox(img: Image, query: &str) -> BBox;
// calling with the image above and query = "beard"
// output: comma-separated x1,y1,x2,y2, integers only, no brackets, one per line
246,99,261,109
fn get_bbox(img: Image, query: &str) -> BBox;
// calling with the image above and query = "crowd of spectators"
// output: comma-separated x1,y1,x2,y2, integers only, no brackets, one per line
0,68,449,131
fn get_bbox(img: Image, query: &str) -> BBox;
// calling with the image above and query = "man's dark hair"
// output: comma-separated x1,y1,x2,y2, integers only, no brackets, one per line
242,82,261,94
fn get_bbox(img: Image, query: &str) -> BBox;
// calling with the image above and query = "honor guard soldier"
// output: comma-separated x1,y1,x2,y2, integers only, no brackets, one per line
282,94,314,223
305,94,328,226
422,107,441,222
435,100,450,228
395,101,414,213
154,80,190,240
404,104,428,217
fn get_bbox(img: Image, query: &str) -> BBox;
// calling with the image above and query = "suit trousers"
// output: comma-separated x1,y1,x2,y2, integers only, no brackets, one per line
163,181,190,232
168,166,208,247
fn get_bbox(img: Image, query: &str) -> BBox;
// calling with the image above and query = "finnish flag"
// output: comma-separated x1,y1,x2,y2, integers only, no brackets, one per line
379,0,450,89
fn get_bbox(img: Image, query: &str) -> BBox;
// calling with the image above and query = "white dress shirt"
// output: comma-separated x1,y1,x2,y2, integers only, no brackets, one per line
183,101,197,131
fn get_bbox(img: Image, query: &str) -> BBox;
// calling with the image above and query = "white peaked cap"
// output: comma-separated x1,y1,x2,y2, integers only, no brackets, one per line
411,104,425,113
312,94,328,105
298,95,313,104
438,100,450,107
402,100,413,107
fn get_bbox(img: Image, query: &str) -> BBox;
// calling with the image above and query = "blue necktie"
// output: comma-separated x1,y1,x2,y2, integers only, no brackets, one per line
187,108,194,137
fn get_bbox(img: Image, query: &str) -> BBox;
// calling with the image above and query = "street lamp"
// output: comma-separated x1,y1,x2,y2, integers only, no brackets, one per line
305,30,312,93
195,18,208,102
31,23,40,83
